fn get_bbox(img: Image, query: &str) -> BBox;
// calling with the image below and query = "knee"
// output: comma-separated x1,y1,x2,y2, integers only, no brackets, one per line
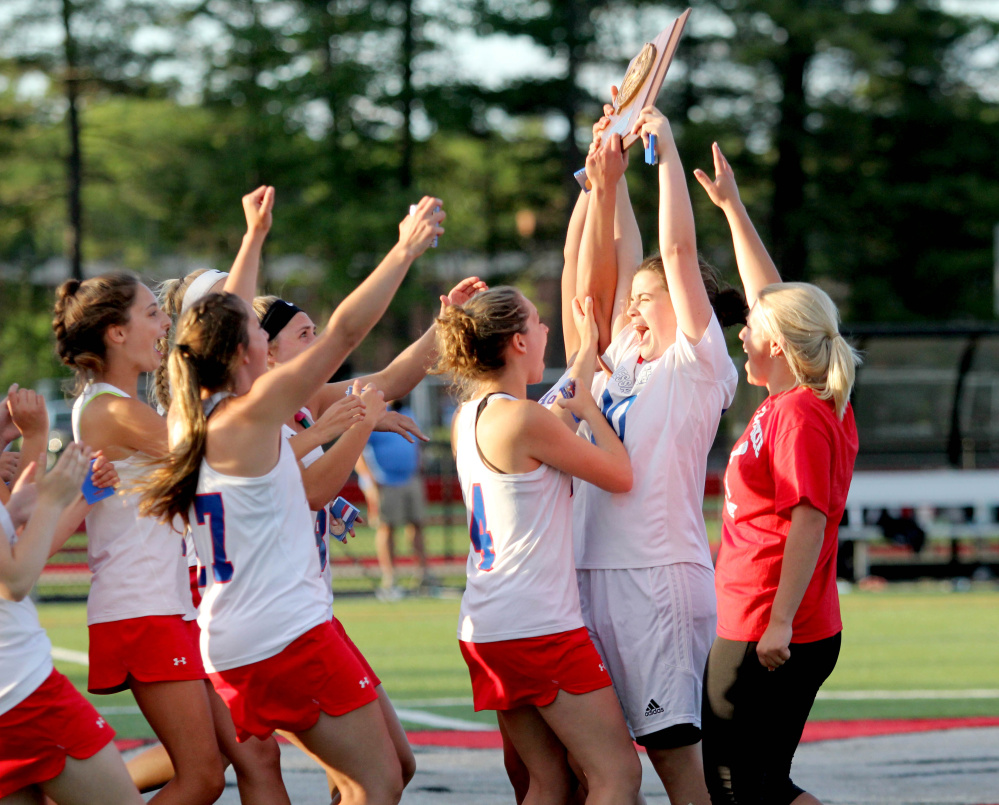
370,759,404,805
399,750,416,788
621,753,643,798
182,761,226,804
248,736,283,775
591,753,642,800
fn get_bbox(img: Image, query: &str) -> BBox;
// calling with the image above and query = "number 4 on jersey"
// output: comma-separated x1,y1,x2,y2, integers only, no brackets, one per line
469,484,496,571
194,493,234,584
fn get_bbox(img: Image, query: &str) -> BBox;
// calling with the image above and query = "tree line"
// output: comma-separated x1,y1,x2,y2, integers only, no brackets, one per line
1,0,997,389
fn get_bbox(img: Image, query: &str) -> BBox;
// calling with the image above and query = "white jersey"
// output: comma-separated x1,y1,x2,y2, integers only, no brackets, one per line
192,438,330,672
0,504,53,716
454,394,583,643
72,383,195,625
573,317,738,570
281,414,333,608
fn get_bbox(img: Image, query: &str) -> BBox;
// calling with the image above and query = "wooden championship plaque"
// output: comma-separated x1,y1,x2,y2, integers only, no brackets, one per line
575,8,691,189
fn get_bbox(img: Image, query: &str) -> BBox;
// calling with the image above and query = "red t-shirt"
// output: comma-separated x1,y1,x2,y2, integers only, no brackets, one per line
716,386,858,643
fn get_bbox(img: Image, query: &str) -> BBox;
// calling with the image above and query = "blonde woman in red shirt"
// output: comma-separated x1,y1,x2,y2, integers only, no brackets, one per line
695,144,861,805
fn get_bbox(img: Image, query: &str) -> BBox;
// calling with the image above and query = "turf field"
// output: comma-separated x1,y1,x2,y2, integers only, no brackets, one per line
36,586,999,739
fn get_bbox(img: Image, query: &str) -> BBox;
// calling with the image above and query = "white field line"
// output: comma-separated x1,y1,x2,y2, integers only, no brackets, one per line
51,646,89,666
393,708,494,732
817,689,999,700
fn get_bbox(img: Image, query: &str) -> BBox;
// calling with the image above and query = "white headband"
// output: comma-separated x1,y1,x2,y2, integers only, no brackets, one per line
181,270,229,314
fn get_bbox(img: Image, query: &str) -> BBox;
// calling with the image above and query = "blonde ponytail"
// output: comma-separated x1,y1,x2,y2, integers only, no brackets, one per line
755,282,861,419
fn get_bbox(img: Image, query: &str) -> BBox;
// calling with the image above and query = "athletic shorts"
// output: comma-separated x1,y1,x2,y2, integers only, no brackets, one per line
459,626,612,712
209,621,378,742
331,616,381,688
376,477,425,527
0,670,115,797
88,615,206,694
577,563,716,740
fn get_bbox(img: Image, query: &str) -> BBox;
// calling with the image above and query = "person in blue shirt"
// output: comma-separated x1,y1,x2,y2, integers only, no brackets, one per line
356,400,428,598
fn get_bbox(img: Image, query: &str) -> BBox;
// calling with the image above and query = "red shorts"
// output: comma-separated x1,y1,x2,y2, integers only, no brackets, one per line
209,621,378,742
331,616,381,688
88,615,207,694
0,670,115,797
459,626,612,711
189,565,202,609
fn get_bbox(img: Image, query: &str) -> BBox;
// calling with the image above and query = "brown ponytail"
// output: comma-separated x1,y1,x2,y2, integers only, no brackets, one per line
433,286,528,401
52,273,140,396
136,293,248,528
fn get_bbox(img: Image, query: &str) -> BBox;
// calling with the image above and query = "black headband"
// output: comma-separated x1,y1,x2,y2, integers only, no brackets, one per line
260,300,303,341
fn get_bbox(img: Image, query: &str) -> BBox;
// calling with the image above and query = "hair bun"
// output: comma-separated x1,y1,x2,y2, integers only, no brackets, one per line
56,278,81,302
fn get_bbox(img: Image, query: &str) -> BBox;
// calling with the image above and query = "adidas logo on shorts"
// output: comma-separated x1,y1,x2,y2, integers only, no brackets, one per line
645,699,665,717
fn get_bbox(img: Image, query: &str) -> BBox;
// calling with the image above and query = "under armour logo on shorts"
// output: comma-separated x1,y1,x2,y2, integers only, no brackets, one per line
359,677,371,688
173,657,187,665
598,663,605,672
96,717,106,729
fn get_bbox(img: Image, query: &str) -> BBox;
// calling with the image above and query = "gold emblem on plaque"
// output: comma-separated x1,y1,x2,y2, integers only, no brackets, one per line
615,43,657,111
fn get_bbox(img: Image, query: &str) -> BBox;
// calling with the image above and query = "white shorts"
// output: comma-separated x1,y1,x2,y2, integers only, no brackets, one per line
577,563,716,739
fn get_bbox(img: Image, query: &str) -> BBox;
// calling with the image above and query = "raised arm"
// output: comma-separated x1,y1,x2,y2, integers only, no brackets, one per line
634,107,712,343
611,175,643,340
241,197,444,430
561,189,590,363
223,186,275,305
577,134,629,354
6,385,49,485
308,277,487,417
693,142,780,307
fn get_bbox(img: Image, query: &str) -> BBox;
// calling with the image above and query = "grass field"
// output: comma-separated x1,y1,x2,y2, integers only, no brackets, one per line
36,585,999,740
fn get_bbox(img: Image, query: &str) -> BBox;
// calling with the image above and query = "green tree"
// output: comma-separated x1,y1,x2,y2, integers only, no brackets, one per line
0,0,174,278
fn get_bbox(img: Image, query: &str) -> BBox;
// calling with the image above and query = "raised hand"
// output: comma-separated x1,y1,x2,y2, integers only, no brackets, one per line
37,443,90,510
398,197,445,259
7,384,49,440
439,276,488,314
242,185,275,236
631,105,673,162
693,142,743,212
374,410,429,444
312,394,365,442
0,452,19,485
584,132,629,192
589,85,619,156
0,396,20,447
